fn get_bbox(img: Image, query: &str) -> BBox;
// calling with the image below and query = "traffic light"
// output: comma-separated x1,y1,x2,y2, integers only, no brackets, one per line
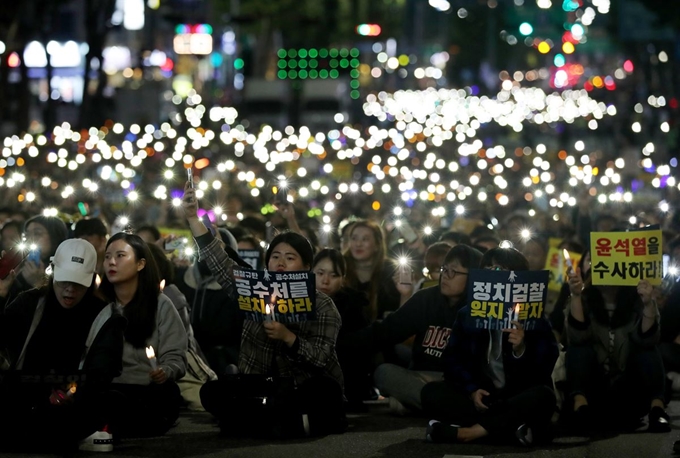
356,24,381,36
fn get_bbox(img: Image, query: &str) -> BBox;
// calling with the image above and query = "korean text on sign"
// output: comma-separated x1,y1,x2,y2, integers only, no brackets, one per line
590,228,662,286
466,269,549,331
234,269,317,323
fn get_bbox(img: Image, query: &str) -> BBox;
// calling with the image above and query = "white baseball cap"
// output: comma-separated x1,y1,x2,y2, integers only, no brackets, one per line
52,239,97,287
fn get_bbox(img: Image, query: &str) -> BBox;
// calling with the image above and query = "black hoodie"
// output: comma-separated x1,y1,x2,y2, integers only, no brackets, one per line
351,285,463,372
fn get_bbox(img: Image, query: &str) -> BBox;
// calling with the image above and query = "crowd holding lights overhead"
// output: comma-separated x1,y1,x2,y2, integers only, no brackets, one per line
0,0,674,232
0,73,675,226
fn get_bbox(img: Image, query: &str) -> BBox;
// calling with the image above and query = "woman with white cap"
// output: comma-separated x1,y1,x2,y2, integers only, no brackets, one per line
0,238,126,453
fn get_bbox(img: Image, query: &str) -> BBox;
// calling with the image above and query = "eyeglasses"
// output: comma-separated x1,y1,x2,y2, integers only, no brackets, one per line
439,266,468,279
54,280,87,291
485,265,504,271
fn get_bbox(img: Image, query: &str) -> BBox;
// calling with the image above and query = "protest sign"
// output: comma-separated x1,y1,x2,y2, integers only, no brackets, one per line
545,245,582,292
467,269,549,330
590,227,662,286
238,250,262,270
234,269,317,323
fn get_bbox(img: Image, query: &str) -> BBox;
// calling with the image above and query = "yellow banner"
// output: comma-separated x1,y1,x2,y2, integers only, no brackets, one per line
158,227,193,239
545,247,582,292
589,229,663,286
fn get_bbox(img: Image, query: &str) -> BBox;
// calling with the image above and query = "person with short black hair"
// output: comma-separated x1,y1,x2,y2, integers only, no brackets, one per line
422,247,558,446
367,245,484,414
438,231,472,247
135,225,162,245
74,218,109,275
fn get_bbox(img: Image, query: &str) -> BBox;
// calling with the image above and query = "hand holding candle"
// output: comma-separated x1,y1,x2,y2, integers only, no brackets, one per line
146,346,158,370
563,249,574,274
50,383,76,406
65,382,77,398
503,315,525,355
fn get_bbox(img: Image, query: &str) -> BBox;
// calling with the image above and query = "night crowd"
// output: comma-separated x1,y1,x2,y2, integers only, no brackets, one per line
0,182,678,454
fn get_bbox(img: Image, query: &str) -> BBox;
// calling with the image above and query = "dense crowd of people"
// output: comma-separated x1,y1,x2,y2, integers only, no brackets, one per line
0,182,677,453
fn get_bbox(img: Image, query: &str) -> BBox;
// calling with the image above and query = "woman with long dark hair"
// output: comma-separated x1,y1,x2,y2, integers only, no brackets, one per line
100,232,187,438
182,183,346,439
312,248,370,409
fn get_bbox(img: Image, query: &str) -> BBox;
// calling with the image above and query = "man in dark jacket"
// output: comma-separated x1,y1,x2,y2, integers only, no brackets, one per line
422,247,559,446
351,245,483,413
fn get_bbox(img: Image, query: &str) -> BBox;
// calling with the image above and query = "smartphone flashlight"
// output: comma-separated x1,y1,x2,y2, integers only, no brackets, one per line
187,167,194,188
398,258,412,285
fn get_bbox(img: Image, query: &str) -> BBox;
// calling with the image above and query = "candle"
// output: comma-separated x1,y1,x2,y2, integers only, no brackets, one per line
563,249,574,273
95,274,101,288
513,304,520,326
145,346,158,370
65,382,77,397
160,279,166,291
265,304,273,322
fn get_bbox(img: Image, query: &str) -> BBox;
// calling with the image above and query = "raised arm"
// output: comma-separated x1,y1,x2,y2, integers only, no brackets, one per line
182,181,237,294
182,181,209,238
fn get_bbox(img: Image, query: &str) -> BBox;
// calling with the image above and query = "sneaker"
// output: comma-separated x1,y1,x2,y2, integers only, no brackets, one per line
515,423,533,446
425,419,460,443
648,406,671,433
425,419,439,442
78,430,113,452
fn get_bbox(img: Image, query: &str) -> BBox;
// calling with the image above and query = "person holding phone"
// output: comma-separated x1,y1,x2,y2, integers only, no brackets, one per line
422,247,559,446
181,182,346,438
0,239,125,453
271,192,322,251
173,229,248,378
0,215,69,309
361,244,484,415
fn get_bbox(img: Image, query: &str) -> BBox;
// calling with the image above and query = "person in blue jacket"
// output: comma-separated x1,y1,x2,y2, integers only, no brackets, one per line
422,246,559,446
